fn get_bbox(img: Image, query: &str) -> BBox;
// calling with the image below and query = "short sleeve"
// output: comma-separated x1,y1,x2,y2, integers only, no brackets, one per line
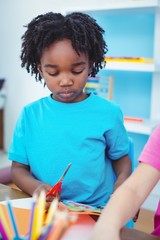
8,108,29,165
139,124,160,171
104,106,129,160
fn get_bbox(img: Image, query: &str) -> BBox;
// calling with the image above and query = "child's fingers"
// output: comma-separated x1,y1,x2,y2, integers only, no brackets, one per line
46,194,55,202
33,183,52,196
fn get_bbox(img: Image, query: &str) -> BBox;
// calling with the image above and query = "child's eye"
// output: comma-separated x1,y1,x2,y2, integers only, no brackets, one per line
47,72,59,76
72,69,84,75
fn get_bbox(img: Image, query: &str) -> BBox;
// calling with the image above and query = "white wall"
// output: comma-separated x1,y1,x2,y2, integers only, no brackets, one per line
0,1,70,150
0,1,59,150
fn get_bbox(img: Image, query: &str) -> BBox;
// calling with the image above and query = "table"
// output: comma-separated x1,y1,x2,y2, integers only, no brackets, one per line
0,184,29,201
0,184,159,240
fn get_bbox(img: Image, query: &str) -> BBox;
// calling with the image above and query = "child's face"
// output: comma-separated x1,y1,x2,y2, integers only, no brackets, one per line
38,39,92,103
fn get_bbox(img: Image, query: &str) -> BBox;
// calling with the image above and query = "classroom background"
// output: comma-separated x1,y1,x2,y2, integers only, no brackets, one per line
0,0,160,213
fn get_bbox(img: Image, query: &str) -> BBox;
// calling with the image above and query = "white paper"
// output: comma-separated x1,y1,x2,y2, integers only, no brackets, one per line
0,197,32,209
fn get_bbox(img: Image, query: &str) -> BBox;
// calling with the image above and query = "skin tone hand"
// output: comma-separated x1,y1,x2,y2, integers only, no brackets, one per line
33,184,67,211
33,183,57,210
90,163,160,240
11,161,57,209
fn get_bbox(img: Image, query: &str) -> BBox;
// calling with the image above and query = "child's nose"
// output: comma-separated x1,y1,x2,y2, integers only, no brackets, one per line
59,76,73,86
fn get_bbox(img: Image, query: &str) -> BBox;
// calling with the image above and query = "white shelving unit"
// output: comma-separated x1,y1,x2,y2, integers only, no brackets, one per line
67,0,160,136
106,59,160,134
66,0,160,211
67,0,160,13
124,118,159,135
105,61,159,72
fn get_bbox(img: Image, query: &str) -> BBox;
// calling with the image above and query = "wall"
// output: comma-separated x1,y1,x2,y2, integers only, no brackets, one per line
0,0,60,150
0,0,78,151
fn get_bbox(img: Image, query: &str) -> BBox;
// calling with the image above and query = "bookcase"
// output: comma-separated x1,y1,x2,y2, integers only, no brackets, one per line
66,0,160,211
67,0,160,136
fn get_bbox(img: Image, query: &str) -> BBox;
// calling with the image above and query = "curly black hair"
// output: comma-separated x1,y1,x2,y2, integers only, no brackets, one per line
20,12,108,82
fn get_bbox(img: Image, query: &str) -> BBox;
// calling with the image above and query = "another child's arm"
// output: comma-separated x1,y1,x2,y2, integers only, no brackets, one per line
90,163,160,240
112,155,132,191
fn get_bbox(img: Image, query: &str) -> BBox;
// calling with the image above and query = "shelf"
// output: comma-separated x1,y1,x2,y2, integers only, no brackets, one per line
105,62,159,72
124,118,159,135
67,0,160,15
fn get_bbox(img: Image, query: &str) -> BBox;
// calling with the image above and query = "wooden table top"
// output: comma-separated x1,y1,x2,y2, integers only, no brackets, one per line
0,183,29,201
0,184,159,240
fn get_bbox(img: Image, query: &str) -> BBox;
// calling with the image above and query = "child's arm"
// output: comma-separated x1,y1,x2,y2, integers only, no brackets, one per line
112,155,132,191
90,163,160,240
11,161,52,197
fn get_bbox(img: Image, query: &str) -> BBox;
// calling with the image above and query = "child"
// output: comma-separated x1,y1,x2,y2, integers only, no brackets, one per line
8,12,131,208
90,124,160,240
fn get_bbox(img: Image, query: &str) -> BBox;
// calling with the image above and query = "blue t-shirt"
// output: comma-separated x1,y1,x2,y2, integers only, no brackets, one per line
8,93,129,207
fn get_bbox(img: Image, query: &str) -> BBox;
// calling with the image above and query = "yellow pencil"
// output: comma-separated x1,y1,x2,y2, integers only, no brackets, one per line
45,198,58,226
0,205,12,239
31,191,46,240
35,191,46,239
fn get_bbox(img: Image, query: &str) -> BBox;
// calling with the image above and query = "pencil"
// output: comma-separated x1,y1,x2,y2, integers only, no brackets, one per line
27,194,37,240
30,191,46,240
0,205,12,239
6,198,19,239
38,223,53,240
45,198,58,226
34,191,46,239
0,219,9,240
47,211,68,240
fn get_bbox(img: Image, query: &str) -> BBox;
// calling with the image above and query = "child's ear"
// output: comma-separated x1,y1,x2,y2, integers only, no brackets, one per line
89,61,93,75
37,64,43,78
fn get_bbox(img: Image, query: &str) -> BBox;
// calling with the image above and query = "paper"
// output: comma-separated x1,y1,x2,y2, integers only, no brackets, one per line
0,203,30,236
0,198,32,209
65,200,103,215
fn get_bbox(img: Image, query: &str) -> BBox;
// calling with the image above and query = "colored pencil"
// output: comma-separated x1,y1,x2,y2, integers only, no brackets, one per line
46,211,68,240
27,194,37,240
0,219,9,240
0,205,12,239
45,198,58,226
34,191,46,239
38,223,53,240
6,199,19,239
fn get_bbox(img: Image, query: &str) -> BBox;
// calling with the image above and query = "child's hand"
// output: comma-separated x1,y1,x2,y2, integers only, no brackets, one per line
33,183,52,196
33,183,55,209
46,197,68,212
32,183,67,210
